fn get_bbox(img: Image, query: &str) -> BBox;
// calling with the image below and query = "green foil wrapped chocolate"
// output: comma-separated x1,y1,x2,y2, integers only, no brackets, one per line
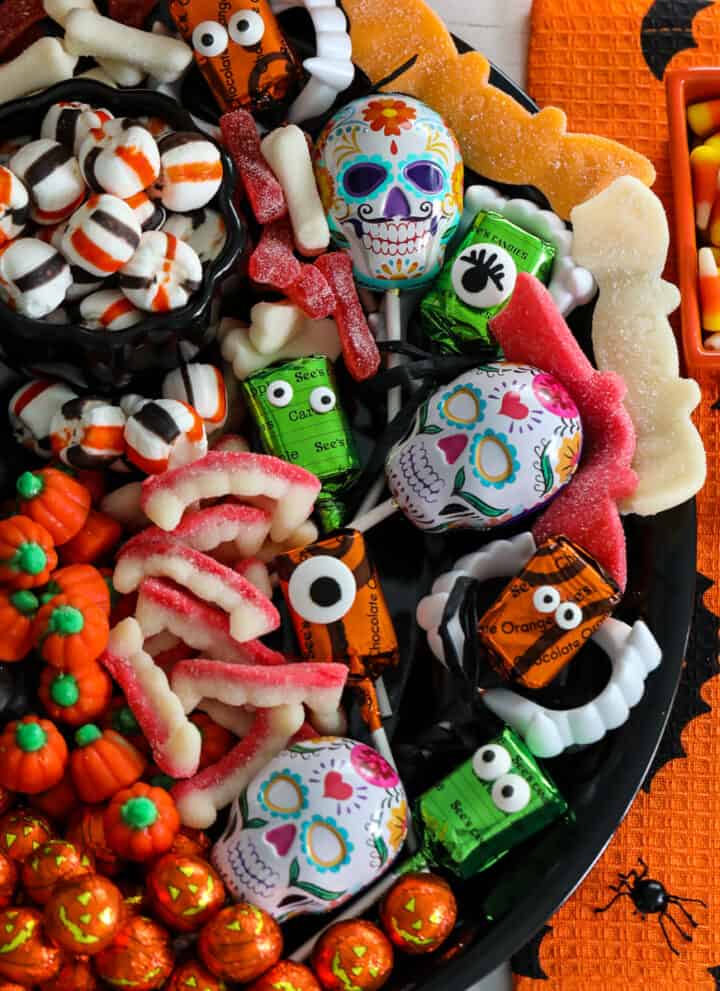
242,355,360,530
405,727,567,878
420,210,556,354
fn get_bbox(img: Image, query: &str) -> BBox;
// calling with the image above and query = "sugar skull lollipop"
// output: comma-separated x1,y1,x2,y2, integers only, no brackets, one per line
351,362,583,535
315,93,464,442
211,737,407,921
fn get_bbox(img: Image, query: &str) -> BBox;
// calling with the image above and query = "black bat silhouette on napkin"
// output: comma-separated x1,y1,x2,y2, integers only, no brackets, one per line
641,0,714,79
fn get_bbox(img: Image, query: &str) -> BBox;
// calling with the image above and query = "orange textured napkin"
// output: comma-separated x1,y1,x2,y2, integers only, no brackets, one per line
515,2,720,988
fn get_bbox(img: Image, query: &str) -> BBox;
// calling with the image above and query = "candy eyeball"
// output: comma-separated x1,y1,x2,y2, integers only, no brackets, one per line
192,21,229,57
532,585,560,613
286,554,357,624
491,773,531,814
309,386,336,413
266,380,293,407
472,744,512,782
228,9,265,45
0,238,71,318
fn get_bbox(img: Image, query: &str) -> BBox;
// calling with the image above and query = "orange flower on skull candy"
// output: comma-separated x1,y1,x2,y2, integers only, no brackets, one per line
556,432,582,484
314,162,335,213
386,800,408,852
362,98,416,136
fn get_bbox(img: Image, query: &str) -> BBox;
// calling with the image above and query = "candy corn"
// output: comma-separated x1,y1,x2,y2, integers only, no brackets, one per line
698,247,720,332
688,99,720,139
690,144,720,229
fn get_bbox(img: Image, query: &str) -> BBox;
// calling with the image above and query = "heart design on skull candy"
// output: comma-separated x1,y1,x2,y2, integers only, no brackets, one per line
265,824,297,857
499,391,529,420
323,771,353,801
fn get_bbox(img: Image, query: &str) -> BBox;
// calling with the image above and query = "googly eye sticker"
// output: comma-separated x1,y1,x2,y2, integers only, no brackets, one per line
192,21,228,57
287,555,358,624
555,601,583,630
228,10,265,46
491,773,530,814
472,743,512,782
266,380,293,408
309,386,337,414
533,585,561,614
451,242,517,310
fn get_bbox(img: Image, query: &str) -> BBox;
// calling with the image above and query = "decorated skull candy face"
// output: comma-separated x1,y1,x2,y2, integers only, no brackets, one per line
386,362,583,532
211,738,407,921
314,94,463,289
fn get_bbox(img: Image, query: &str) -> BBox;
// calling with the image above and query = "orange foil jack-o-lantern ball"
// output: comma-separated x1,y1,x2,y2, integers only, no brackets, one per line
94,916,174,991
43,873,122,955
0,907,63,985
170,826,211,859
379,873,457,955
38,955,98,991
22,840,94,905
166,958,227,991
311,920,394,991
0,810,53,863
246,961,322,991
65,807,121,876
0,853,18,909
198,903,283,983
147,853,226,932
0,980,27,991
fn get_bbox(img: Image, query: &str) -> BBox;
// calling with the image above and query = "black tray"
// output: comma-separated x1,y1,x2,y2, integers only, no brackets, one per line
0,21,696,991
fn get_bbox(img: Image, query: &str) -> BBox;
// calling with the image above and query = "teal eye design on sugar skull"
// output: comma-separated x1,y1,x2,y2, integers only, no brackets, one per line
437,383,486,430
258,770,309,819
470,430,520,489
301,815,353,873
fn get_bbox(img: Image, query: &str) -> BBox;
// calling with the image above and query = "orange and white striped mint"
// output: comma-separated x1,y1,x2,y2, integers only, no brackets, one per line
79,288,143,330
62,193,141,277
118,230,202,312
156,132,223,213
9,138,86,226
0,165,29,245
79,117,160,199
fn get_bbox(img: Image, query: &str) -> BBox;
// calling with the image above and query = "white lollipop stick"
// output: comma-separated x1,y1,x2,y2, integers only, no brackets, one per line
349,497,397,534
0,39,77,106
44,0,144,86
64,8,192,83
385,289,403,420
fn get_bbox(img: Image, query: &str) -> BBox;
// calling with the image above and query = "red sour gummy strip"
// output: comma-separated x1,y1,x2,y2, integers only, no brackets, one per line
287,262,335,319
107,0,157,29
315,252,380,381
220,108,287,225
489,273,637,590
249,219,301,289
0,0,46,59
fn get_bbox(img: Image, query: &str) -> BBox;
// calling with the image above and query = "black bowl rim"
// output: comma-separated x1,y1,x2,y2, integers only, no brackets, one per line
0,79,245,350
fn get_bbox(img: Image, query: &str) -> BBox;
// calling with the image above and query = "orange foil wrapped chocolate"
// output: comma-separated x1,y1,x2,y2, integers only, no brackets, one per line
379,872,457,955
147,853,225,932
168,0,301,114
477,537,621,690
43,874,122,955
0,854,17,910
311,920,393,991
94,916,173,991
198,903,282,983
0,908,62,986
22,839,94,905
0,810,53,863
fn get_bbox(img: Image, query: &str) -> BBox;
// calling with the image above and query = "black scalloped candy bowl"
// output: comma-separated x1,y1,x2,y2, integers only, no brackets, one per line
0,80,246,393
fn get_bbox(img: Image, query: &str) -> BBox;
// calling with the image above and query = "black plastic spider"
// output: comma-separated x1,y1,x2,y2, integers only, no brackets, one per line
595,858,706,955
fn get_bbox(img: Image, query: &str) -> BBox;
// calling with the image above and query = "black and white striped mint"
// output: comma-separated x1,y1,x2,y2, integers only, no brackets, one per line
0,238,72,318
0,165,29,244
162,362,228,432
9,139,86,226
162,207,226,263
79,118,160,199
41,101,114,157
156,132,223,213
118,230,202,312
61,193,141,277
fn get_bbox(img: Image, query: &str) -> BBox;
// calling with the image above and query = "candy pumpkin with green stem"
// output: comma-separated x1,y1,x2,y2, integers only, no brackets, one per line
0,516,57,590
0,718,68,795
39,663,113,726
0,589,39,661
69,725,146,804
104,783,180,862
16,469,90,546
33,594,109,671
41,564,111,615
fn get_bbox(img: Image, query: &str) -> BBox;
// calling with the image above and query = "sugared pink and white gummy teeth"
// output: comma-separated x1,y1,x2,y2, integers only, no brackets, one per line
0,99,226,320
